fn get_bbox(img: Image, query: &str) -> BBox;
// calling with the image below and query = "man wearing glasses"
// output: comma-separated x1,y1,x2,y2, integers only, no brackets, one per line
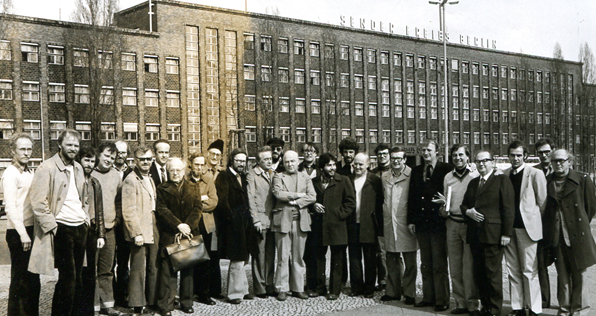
461,150,514,316
543,149,596,316
370,143,391,291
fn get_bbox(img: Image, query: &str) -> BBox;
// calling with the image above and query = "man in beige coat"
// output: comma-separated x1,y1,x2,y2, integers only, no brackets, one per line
380,147,418,305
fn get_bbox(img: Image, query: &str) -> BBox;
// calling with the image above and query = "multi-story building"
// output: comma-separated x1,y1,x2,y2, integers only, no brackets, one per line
0,0,593,171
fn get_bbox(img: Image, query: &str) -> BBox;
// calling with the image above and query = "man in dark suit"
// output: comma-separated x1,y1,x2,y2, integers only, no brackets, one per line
150,139,170,187
461,150,515,316
407,139,453,311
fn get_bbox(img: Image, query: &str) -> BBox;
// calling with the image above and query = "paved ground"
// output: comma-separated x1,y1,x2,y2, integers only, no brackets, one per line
0,223,595,315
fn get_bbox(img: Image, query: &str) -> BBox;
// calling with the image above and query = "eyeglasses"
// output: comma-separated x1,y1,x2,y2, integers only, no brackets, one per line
390,157,405,161
537,150,551,156
552,158,569,165
234,159,247,163
137,157,152,162
475,158,493,164
378,152,390,156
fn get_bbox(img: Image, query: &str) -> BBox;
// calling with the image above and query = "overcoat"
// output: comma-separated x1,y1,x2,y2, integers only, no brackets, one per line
122,168,157,243
312,173,356,246
348,172,383,244
246,166,276,229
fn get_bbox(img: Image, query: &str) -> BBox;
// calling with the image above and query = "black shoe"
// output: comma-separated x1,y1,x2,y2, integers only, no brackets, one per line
469,311,481,316
414,301,434,307
435,305,449,312
243,294,254,300
380,295,400,301
404,296,415,305
212,294,226,299
327,294,339,301
292,292,309,300
307,290,319,298
99,308,123,316
256,293,268,299
228,298,242,304
348,291,361,297
451,308,469,314
506,310,525,316
197,297,216,305
375,284,386,291
180,306,194,314
363,292,374,298
276,292,288,301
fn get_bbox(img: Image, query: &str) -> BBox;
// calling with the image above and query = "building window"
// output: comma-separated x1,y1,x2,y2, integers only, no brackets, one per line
73,122,91,140
0,41,11,60
545,113,550,124
123,89,137,106
22,82,39,101
355,103,364,116
354,129,364,143
341,129,351,139
482,64,489,76
310,71,320,85
98,51,112,69
100,87,114,105
0,81,12,100
500,66,507,78
528,70,534,81
502,111,508,122
493,133,499,145
341,102,350,115
380,51,389,64
101,122,116,140
340,45,349,60
167,124,181,141
312,128,322,143
24,121,41,140
261,66,272,82
326,100,336,115
311,100,321,114
395,105,403,118
483,109,490,122
451,59,459,71
325,72,335,87
369,130,378,144
244,33,255,50
483,133,490,144
296,128,306,143
354,48,363,62
278,38,288,53
165,58,179,74
145,124,160,141
393,52,402,66
510,67,517,79
492,110,499,122
50,121,66,140
246,126,256,142
462,62,469,73
382,104,390,117
49,84,65,103
381,130,390,143
492,88,498,100
245,95,256,111
406,130,415,144
474,132,480,145
501,89,507,101
166,91,180,107
537,112,543,124
279,98,290,112
145,90,160,106
47,46,64,65
280,127,291,142
123,123,138,141
21,43,38,63
537,91,542,103
310,42,320,57
294,40,305,55
244,64,255,80
354,75,363,89
274,68,288,83
122,53,136,71
261,36,272,51
295,99,306,113
472,63,479,74
325,44,334,59
73,49,89,67
491,65,498,77
367,49,376,63
144,56,158,73
368,76,377,90
340,73,349,88
369,103,377,117
295,69,305,84
395,130,403,144
405,54,414,67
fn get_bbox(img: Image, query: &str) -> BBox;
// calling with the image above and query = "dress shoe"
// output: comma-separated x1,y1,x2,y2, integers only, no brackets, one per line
308,290,319,298
380,295,400,301
180,306,194,314
363,292,374,298
292,292,309,300
197,297,216,305
243,294,254,300
327,294,339,301
212,294,226,300
435,305,450,312
100,307,123,316
403,296,415,305
375,284,386,291
506,310,525,316
228,298,242,304
451,307,469,314
414,301,435,308
276,292,288,301
159,312,172,316
256,293,268,299
348,291,361,297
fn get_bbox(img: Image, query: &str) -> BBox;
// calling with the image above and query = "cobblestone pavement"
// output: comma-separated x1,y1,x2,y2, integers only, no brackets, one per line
1,224,595,316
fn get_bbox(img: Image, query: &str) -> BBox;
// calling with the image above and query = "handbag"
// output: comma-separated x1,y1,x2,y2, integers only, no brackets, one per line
165,233,210,272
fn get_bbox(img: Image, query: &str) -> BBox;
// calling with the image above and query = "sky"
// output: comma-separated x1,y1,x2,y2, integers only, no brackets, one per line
11,0,596,62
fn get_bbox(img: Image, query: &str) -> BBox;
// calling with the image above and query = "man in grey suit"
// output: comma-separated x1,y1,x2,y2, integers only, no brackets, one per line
247,146,277,298
271,151,316,301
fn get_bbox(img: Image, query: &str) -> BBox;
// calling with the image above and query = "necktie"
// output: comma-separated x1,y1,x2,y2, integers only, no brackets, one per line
425,165,433,182
478,177,485,190
160,167,166,182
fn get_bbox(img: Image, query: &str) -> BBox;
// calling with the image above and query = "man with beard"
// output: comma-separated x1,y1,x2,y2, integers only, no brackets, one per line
407,139,452,311
246,146,277,298
215,149,259,304
271,151,316,301
370,143,390,292
268,137,285,173
337,137,359,176
150,140,170,187
298,143,319,179
91,143,124,316
347,153,383,298
311,153,356,300
73,147,106,316
113,140,132,308
28,130,90,316
187,154,219,305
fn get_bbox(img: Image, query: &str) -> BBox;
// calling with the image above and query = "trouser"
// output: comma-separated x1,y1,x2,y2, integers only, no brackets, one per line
96,229,116,308
227,260,249,300
537,239,551,307
504,228,541,313
446,219,479,311
305,220,323,293
157,252,193,312
73,224,98,316
385,251,417,299
555,237,591,316
347,226,376,295
274,221,308,293
128,224,159,307
470,240,503,316
416,228,449,305
113,224,131,306
376,236,387,286
328,245,347,296
193,219,222,298
6,227,40,316
52,223,88,316
252,229,276,294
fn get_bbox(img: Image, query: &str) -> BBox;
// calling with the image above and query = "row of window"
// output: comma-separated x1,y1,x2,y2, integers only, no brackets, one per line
0,41,179,74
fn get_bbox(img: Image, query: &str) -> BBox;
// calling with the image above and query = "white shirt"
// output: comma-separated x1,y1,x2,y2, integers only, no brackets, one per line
1,164,34,236
354,173,367,223
55,165,86,226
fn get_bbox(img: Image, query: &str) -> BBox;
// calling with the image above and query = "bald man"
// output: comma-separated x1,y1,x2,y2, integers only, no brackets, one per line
271,151,316,301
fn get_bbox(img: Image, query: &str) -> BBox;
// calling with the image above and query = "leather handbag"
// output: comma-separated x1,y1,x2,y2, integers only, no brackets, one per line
165,233,210,272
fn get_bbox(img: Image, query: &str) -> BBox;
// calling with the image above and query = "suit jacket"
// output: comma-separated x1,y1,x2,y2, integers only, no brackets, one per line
407,161,453,231
461,172,515,245
155,179,202,255
348,172,384,244
543,170,596,270
122,168,157,243
312,173,356,246
503,165,547,241
246,166,276,229
214,168,259,261
150,162,167,187
271,171,316,233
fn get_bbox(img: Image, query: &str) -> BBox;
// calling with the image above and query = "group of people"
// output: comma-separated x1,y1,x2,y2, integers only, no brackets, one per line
2,129,595,316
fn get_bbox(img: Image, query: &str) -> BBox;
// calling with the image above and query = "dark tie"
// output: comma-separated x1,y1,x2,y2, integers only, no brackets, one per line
425,165,433,182
478,177,485,190
160,167,166,183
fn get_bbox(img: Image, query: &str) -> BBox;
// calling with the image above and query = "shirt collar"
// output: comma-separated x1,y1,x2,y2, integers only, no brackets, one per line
452,164,472,179
480,169,494,181
229,166,238,177
11,160,30,173
513,164,525,175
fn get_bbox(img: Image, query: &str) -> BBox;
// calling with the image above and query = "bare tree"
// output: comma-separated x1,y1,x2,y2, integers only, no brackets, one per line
579,42,595,84
553,42,564,60
69,0,123,147
0,0,13,37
